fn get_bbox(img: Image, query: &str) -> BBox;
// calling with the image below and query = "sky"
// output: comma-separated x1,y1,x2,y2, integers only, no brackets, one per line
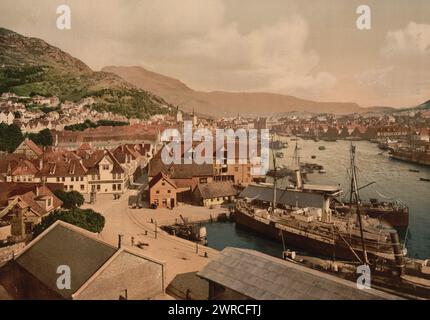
0,0,429,108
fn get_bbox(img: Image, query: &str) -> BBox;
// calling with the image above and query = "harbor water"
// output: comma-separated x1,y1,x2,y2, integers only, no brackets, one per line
204,139,430,260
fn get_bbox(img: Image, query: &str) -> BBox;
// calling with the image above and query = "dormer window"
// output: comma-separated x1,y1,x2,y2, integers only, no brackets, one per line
102,164,109,170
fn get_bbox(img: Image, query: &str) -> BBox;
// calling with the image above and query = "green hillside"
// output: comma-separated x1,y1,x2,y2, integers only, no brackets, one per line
0,27,172,119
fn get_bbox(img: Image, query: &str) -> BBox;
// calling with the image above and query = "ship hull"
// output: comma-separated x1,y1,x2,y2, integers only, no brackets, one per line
390,151,430,166
233,208,385,261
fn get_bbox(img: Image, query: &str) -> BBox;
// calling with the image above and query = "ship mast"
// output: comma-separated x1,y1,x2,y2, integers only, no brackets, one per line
349,144,369,265
271,134,277,212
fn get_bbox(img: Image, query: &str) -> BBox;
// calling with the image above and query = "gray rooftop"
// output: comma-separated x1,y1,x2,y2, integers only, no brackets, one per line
197,247,401,300
16,222,117,299
239,184,326,209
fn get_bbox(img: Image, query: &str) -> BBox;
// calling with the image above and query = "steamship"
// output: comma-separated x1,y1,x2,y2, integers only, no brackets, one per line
234,145,407,264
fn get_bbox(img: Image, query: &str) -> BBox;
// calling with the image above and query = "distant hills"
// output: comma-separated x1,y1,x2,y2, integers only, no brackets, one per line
0,28,171,119
103,66,365,116
1,27,425,119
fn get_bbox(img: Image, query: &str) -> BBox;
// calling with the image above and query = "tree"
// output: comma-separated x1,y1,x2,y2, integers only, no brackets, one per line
54,190,85,209
27,128,53,147
0,123,24,152
32,208,105,238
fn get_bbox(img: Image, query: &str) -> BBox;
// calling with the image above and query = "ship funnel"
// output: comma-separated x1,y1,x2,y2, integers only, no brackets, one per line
296,169,303,189
390,231,405,276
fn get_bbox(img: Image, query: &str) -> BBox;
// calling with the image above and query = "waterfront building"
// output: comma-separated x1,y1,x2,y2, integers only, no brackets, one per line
192,181,238,207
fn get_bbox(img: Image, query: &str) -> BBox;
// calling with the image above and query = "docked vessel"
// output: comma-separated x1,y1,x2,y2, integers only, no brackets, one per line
234,196,399,262
235,144,407,263
390,148,430,166
333,199,409,229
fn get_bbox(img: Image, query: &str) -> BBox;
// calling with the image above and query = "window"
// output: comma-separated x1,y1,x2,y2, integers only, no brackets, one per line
97,185,101,191
80,177,84,181
62,177,65,182
113,184,117,191
69,185,74,190
80,185,85,191
200,178,207,184
167,190,171,194
102,164,109,170
162,182,165,186
112,173,116,179
71,177,74,182
57,177,60,182
234,167,239,172
47,198,52,206
117,184,121,190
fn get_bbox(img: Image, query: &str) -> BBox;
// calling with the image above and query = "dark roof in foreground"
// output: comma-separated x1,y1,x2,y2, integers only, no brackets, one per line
197,247,402,300
15,222,117,299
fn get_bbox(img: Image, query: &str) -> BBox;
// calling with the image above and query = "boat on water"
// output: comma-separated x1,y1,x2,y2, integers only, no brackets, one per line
234,145,407,263
334,200,409,229
283,250,430,299
319,146,326,150
318,169,326,174
420,177,430,182
311,155,316,159
390,147,430,166
234,197,398,262
409,169,420,173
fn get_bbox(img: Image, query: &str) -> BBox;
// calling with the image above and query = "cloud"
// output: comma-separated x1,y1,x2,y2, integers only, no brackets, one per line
381,22,430,57
0,0,335,99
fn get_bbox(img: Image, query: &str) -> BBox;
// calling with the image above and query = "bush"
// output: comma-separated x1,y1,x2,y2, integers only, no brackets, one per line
32,208,105,238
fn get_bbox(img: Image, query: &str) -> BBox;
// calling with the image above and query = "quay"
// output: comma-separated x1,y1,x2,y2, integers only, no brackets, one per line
82,189,224,300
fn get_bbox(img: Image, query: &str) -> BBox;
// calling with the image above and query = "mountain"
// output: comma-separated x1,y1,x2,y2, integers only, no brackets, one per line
417,100,430,109
103,66,364,116
0,28,171,119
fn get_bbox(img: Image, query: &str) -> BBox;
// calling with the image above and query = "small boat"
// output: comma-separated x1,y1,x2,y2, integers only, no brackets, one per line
318,169,326,174
311,155,316,159
419,177,430,182
319,146,326,151
409,169,420,173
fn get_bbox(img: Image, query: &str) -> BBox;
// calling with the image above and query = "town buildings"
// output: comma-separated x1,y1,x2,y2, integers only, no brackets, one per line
0,182,63,242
